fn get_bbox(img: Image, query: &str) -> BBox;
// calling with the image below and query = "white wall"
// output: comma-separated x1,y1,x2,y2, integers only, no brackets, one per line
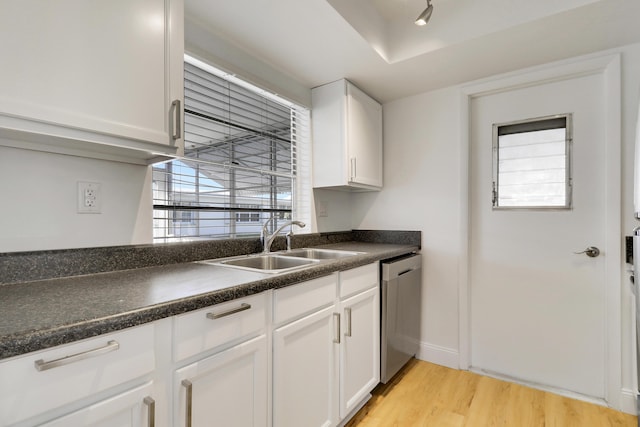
0,145,152,252
351,86,462,366
351,42,640,410
313,188,353,233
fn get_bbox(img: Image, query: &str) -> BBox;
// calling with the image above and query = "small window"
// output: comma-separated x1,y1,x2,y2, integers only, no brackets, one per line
492,114,572,209
173,210,195,224
235,212,261,223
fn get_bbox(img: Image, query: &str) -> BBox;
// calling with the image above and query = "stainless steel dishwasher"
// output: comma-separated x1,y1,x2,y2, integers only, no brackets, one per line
381,253,422,383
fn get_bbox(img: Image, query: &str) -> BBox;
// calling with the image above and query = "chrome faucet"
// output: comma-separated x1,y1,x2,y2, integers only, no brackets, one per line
261,218,306,253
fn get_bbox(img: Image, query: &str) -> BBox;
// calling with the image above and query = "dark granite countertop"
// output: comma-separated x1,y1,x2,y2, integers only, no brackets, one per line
0,242,418,360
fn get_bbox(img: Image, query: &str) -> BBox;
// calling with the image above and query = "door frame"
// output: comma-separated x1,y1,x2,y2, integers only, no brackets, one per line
457,53,621,407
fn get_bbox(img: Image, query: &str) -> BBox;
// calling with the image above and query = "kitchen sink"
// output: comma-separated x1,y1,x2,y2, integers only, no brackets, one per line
198,248,362,274
280,248,364,260
199,254,319,274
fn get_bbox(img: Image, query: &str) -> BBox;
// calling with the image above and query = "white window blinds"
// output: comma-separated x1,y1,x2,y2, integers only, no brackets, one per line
153,59,311,242
492,115,572,209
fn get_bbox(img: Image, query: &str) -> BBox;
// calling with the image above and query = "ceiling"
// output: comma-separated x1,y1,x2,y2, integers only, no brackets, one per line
185,0,640,103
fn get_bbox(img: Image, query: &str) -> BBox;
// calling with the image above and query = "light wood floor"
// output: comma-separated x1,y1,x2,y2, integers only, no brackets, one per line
345,359,637,427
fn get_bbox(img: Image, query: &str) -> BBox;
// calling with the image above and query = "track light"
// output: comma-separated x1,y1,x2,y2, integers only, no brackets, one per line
415,0,433,26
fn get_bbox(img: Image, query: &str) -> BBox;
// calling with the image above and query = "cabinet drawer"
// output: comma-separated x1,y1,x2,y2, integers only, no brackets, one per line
173,292,268,362
0,323,155,426
273,274,337,325
339,263,379,299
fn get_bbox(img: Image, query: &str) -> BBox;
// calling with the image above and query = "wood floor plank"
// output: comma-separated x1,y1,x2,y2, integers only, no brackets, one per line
345,359,637,427
464,375,513,426
503,381,545,426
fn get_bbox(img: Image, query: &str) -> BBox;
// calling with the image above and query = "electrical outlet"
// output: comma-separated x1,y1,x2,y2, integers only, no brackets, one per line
318,201,329,217
78,182,101,213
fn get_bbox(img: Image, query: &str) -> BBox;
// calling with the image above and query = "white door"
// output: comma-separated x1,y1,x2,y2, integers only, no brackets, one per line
470,72,607,398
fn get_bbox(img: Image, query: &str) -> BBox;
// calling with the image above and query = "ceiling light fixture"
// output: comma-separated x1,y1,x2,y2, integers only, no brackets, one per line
415,0,433,26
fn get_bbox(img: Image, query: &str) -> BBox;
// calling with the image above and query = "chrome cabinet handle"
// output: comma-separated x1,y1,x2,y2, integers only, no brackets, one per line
574,246,600,258
333,313,341,343
171,99,181,140
34,340,119,371
206,303,251,320
143,396,155,427
182,379,193,427
350,157,356,181
345,308,352,337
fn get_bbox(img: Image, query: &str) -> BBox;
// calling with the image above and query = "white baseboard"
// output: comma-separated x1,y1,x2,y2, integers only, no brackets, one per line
416,341,459,369
620,388,637,415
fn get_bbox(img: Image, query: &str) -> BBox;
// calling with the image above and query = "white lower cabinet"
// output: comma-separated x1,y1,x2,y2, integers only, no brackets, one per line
0,323,156,427
339,286,380,418
40,382,155,427
2,263,382,427
174,335,268,427
272,263,380,427
273,305,339,427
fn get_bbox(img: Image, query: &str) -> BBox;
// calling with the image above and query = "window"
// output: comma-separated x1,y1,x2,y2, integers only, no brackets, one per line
152,56,311,242
235,207,261,223
492,114,572,209
174,210,195,224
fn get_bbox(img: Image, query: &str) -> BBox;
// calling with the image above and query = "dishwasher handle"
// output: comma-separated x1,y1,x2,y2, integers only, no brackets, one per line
382,254,422,281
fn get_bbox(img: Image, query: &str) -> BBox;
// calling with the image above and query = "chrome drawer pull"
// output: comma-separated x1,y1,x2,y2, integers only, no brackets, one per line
350,157,356,181
345,308,352,337
171,99,181,140
143,396,155,427
182,379,193,427
333,313,341,344
34,340,120,371
206,303,251,320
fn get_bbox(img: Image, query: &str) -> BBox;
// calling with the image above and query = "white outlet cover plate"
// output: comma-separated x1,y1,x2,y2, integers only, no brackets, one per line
78,181,101,214
318,200,328,217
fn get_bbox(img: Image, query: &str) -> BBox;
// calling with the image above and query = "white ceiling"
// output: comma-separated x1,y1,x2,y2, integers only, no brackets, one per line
185,0,640,103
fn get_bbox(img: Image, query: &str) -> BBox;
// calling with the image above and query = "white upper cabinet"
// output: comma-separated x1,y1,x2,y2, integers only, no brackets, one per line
312,79,383,191
0,0,184,164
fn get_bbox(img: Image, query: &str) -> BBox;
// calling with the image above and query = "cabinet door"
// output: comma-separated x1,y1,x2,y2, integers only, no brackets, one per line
0,0,183,158
346,83,383,188
40,382,155,427
174,335,268,427
340,287,380,418
273,305,339,427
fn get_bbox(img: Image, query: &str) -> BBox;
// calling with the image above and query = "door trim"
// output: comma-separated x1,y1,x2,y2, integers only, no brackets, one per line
458,52,621,408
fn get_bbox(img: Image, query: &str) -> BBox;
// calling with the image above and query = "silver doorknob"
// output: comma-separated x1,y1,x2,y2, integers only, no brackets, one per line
574,246,600,257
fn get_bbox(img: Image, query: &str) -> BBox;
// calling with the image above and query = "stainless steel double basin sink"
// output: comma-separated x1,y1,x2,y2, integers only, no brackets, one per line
197,248,363,274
